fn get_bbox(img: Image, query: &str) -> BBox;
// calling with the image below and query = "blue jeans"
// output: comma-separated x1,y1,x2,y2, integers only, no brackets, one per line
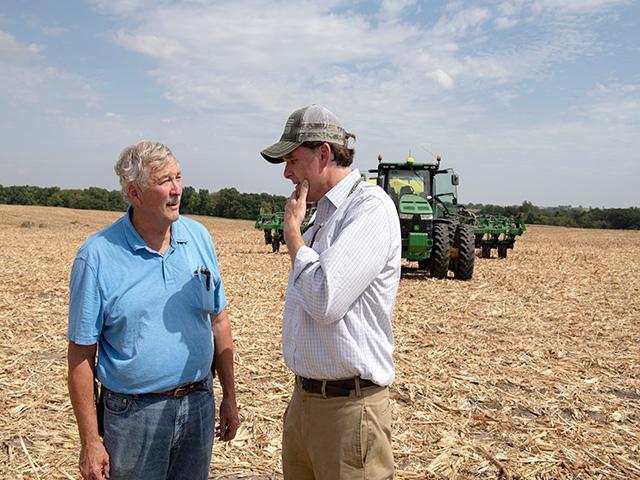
102,376,215,480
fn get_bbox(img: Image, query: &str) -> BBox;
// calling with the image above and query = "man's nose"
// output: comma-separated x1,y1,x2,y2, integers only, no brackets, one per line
283,162,292,180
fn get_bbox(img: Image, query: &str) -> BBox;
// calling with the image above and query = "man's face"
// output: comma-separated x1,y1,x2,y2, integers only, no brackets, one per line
134,158,182,226
283,145,323,202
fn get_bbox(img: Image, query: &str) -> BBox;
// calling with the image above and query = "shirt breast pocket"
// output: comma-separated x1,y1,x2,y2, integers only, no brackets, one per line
190,268,217,314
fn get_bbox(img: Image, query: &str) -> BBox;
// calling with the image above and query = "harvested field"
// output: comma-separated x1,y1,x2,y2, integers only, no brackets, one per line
0,204,639,479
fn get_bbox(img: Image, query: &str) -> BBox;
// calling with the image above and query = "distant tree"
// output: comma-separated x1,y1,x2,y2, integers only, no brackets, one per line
180,186,196,213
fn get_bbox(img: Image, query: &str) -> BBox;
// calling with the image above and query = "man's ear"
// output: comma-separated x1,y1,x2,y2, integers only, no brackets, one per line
319,142,333,166
127,183,141,204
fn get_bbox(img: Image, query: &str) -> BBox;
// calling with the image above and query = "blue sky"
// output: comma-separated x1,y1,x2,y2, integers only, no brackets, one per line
1,0,638,207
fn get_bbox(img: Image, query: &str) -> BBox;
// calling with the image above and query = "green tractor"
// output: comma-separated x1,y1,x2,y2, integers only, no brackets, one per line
370,154,475,280
255,209,316,253
255,211,285,252
474,214,527,259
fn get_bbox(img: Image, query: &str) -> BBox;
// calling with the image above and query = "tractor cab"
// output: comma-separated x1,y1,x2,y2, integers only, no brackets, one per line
370,153,459,218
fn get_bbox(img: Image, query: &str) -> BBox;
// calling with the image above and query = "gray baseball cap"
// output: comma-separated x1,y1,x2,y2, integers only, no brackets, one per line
261,104,350,163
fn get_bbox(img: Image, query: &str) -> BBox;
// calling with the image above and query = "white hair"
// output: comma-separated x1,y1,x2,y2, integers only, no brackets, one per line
114,141,176,201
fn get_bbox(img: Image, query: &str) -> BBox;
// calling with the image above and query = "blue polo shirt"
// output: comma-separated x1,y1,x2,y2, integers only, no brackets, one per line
68,209,227,394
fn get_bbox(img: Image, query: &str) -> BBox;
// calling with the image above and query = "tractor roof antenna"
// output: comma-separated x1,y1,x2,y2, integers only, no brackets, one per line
420,144,435,155
420,144,440,162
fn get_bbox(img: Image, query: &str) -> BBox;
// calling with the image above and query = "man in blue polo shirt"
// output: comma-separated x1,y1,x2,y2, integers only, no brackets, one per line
67,141,238,480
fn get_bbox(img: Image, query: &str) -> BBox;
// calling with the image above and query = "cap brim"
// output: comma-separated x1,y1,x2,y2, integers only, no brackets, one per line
260,140,302,164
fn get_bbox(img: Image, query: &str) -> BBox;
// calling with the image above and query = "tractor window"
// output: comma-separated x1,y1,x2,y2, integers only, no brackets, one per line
434,169,458,207
386,169,431,203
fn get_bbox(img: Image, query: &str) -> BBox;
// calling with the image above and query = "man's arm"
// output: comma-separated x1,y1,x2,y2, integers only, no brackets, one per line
289,194,395,325
67,341,110,480
211,309,239,441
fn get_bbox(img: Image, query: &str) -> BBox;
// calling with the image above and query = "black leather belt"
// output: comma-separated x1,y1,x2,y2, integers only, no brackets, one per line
150,378,208,397
299,376,380,397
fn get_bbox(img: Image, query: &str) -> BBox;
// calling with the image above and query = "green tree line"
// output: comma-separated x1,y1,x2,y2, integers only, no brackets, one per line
0,185,286,221
1,184,638,229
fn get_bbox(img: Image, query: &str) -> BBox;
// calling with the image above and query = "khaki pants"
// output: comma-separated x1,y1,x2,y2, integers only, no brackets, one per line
282,379,394,480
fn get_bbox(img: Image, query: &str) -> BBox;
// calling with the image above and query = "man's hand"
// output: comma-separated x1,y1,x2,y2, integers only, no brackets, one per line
284,180,309,230
216,397,239,442
79,440,110,479
284,180,308,263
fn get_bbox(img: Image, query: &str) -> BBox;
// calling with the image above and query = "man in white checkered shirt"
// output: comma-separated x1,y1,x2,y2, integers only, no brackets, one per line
261,104,401,479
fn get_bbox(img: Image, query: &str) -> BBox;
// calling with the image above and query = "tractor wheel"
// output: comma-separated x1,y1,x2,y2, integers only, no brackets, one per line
481,243,491,259
264,230,273,245
498,243,508,259
429,223,451,279
453,224,475,280
272,238,280,253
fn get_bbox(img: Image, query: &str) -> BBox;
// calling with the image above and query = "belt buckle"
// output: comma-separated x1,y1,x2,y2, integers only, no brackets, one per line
301,378,311,392
173,385,190,396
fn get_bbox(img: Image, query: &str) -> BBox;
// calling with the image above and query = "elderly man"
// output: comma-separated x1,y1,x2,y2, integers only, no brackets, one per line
261,105,401,479
67,141,238,480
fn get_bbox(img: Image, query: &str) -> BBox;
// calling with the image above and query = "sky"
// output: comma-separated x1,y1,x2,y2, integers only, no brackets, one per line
1,0,638,208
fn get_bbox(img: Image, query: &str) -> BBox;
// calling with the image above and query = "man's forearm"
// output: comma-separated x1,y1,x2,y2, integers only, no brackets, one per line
212,311,236,400
67,342,101,445
284,223,304,265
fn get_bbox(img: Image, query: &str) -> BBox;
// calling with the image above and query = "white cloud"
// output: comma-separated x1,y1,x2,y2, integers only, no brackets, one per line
0,30,42,58
43,26,69,36
113,31,187,59
380,0,416,23
91,0,167,16
495,16,518,29
0,30,47,103
585,82,640,126
0,30,101,107
532,0,630,14
428,69,455,89
432,7,490,38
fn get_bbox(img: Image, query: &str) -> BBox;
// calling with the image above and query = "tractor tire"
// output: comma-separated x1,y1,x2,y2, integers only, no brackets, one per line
272,239,280,253
498,243,508,259
429,223,451,279
481,243,491,258
453,224,475,280
264,230,273,245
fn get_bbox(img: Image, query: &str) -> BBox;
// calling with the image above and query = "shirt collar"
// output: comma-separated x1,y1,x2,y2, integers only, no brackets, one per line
123,206,187,253
322,168,361,211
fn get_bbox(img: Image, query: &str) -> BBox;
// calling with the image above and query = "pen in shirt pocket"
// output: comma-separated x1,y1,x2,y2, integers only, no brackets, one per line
195,266,211,291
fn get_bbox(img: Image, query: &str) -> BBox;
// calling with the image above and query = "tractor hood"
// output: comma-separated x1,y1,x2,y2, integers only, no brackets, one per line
399,194,433,216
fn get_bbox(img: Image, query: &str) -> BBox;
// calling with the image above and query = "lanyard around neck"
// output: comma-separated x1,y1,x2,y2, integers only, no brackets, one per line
309,176,363,248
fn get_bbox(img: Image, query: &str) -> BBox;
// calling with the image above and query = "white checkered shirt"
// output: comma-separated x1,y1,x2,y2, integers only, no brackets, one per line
282,169,401,386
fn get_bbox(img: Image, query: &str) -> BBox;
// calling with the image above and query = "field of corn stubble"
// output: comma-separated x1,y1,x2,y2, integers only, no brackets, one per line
0,204,639,479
